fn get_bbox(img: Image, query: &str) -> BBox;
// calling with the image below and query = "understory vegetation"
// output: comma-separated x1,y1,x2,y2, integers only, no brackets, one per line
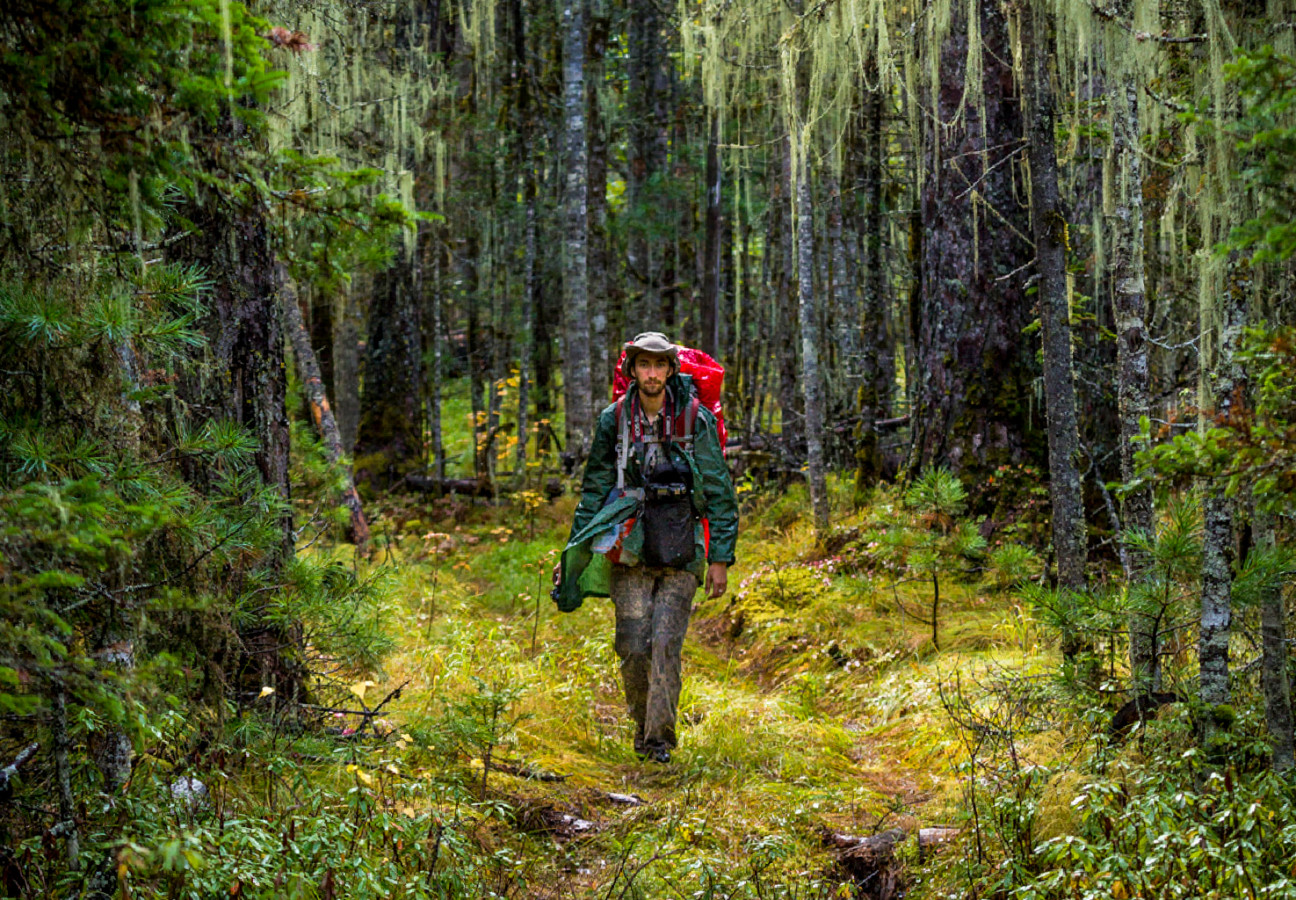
6,401,1293,899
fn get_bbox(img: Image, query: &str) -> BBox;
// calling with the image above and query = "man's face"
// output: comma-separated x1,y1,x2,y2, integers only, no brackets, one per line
632,353,672,396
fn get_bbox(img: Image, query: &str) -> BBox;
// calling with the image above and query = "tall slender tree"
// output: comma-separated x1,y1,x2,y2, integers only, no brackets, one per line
1023,0,1087,592
560,0,593,458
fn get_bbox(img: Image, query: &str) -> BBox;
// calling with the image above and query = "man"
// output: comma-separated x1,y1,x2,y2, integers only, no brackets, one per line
555,332,739,763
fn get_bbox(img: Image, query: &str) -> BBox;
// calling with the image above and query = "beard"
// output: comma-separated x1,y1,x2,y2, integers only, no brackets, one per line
637,379,665,397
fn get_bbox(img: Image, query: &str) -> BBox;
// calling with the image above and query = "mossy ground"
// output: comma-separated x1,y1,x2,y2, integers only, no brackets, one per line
306,473,1064,897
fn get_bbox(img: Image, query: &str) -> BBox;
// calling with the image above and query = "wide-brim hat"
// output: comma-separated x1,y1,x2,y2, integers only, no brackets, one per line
620,332,680,379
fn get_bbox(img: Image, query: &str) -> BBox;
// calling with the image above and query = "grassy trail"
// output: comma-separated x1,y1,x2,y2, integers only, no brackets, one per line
353,484,1051,897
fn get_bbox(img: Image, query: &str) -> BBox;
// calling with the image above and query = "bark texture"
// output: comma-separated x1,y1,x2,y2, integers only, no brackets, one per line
701,115,723,358
855,79,888,492
1023,0,1087,592
1108,0,1158,691
560,0,592,459
281,274,370,548
627,0,670,327
587,5,611,410
795,152,830,537
909,0,1038,485
1198,256,1249,722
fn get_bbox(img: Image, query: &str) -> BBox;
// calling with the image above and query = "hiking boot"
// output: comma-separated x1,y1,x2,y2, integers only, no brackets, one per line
644,746,671,764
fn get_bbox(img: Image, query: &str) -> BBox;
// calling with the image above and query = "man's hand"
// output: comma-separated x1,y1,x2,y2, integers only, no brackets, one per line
704,562,728,599
552,563,562,592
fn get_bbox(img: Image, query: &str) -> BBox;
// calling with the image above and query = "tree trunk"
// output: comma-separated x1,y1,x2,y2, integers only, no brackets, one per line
332,284,361,456
1256,509,1294,773
1198,254,1249,731
171,186,304,698
792,51,829,536
1108,0,1158,692
855,78,888,493
588,4,611,408
429,231,447,481
776,136,801,447
560,0,592,459
627,0,669,327
701,114,723,359
826,175,860,413
1023,0,1087,593
798,158,829,537
909,0,1037,487
281,271,370,548
356,254,424,487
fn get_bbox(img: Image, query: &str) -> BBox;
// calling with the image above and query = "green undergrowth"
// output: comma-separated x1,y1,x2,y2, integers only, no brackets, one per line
98,473,1085,899
101,471,1279,899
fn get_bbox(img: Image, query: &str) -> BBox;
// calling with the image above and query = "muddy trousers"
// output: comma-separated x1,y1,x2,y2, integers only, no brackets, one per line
610,566,699,753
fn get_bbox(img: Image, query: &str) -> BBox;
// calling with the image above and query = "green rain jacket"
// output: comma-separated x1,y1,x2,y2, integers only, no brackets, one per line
555,373,739,612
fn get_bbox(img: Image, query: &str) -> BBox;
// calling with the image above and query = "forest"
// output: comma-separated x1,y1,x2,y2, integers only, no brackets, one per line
2,0,1296,896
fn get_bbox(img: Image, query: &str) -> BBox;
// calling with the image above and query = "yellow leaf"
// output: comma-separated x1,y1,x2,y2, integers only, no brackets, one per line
1111,880,1127,899
349,680,377,701
386,764,401,775
258,686,275,698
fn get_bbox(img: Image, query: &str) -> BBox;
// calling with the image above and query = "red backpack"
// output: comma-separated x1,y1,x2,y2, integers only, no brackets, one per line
611,346,727,450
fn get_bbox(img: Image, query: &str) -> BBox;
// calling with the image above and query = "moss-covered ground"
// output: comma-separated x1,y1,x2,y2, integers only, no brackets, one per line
301,473,1061,898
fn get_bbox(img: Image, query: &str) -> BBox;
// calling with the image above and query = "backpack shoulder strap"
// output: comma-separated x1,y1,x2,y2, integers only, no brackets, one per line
676,396,701,443
615,395,630,491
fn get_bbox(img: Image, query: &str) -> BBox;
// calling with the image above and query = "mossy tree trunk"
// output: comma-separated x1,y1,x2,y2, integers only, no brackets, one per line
1107,0,1159,692
909,0,1037,487
172,189,306,700
1023,0,1088,594
1198,254,1249,733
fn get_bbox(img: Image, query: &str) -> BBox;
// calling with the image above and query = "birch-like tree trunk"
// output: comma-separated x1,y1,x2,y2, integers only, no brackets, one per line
1198,254,1249,729
560,0,592,458
1107,0,1158,691
797,155,829,537
1023,0,1087,593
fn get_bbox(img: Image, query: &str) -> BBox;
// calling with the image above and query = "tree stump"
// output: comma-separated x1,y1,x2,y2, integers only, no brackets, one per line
822,827,906,900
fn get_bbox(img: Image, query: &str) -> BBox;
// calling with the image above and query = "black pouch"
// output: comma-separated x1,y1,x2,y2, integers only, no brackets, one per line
640,458,696,568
